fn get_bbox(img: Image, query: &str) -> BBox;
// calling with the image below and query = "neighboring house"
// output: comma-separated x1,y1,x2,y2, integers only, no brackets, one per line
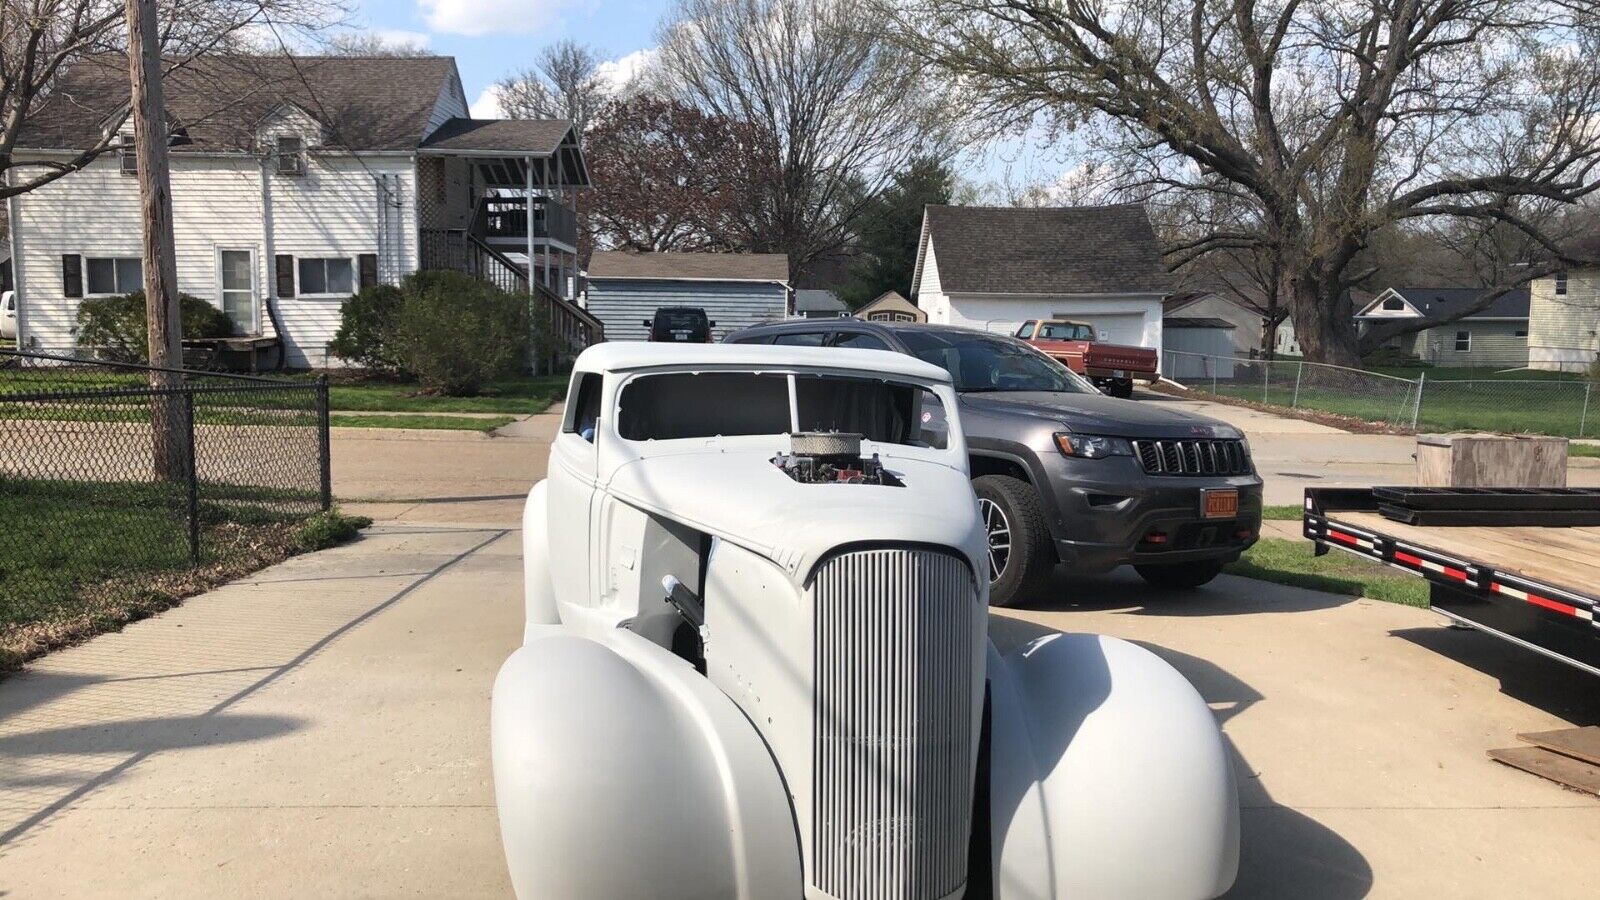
584,251,790,341
1529,264,1600,372
1356,287,1530,367
910,204,1173,350
8,53,598,367
854,290,926,323
794,289,848,319
1162,317,1238,379
1163,291,1261,357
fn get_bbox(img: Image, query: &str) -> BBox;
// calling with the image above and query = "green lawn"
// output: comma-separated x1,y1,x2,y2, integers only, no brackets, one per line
1261,505,1303,521
1571,443,1600,458
1226,537,1429,607
324,375,566,414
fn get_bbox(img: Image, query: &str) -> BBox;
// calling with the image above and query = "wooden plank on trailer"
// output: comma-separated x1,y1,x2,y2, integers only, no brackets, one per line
1334,511,1600,595
1489,746,1600,795
1518,727,1600,767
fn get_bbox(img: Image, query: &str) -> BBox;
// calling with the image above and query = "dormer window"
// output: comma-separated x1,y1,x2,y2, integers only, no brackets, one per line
119,138,137,176
1381,297,1404,311
276,136,305,175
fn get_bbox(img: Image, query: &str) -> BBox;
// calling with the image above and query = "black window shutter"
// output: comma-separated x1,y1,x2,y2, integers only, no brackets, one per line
357,253,378,290
275,254,294,298
62,255,83,298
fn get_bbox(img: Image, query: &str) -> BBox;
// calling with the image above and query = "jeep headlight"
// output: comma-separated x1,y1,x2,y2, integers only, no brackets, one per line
1054,433,1133,459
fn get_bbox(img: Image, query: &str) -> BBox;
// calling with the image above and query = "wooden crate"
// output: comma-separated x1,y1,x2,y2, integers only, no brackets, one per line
1415,434,1568,488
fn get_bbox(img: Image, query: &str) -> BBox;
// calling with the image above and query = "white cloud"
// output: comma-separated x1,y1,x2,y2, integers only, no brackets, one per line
470,85,504,118
419,0,567,36
593,47,657,94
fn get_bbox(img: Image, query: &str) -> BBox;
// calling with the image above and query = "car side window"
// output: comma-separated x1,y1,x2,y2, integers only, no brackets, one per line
1015,321,1035,339
773,332,827,346
831,331,889,351
728,333,775,344
563,372,603,442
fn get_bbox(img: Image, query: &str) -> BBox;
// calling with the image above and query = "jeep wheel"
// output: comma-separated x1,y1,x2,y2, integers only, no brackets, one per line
973,475,1054,607
1134,559,1225,589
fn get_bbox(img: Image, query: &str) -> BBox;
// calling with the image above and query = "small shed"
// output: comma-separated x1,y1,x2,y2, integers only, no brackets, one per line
854,290,926,323
584,251,791,342
1162,316,1237,379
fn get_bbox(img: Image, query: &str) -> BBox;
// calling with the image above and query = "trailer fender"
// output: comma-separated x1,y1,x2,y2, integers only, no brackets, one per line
986,632,1238,899
521,479,559,639
491,630,802,900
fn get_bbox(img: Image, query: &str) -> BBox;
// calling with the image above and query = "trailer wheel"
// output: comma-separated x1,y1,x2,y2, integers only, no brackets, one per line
974,475,1054,607
1134,559,1224,589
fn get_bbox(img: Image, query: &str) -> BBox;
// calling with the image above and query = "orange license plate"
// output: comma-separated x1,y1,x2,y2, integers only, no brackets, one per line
1202,489,1238,519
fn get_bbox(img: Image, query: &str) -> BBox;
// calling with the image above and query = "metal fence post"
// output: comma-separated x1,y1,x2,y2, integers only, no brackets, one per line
1291,360,1304,408
1262,359,1271,404
317,375,332,511
1582,382,1593,438
1410,371,1426,432
183,390,200,564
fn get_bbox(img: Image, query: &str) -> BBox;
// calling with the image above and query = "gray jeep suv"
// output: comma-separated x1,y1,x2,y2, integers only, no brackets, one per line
727,320,1263,606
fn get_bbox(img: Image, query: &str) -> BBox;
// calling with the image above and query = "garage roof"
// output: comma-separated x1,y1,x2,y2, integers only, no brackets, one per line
912,204,1175,297
588,251,790,283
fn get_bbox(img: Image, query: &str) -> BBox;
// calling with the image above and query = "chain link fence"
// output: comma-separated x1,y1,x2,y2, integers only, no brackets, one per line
1161,349,1599,437
0,349,330,638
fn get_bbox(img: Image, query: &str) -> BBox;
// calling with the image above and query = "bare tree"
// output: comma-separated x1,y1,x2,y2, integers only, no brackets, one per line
656,0,954,271
494,39,606,130
888,0,1600,364
325,30,431,57
0,0,344,200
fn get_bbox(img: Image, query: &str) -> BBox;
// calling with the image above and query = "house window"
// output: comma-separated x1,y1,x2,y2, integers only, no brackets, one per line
119,140,137,176
1555,272,1568,295
1382,297,1405,311
1454,330,1471,353
276,136,306,175
1515,329,1528,337
85,256,143,295
297,257,353,296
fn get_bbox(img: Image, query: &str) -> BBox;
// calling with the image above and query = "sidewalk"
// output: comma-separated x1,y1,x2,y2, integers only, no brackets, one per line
0,524,520,898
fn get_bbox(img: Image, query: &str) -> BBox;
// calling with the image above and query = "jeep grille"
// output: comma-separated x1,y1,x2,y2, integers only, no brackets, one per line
812,548,976,900
1132,438,1250,476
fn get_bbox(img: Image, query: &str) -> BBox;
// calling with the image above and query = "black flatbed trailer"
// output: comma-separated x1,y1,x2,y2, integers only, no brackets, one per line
1303,487,1600,677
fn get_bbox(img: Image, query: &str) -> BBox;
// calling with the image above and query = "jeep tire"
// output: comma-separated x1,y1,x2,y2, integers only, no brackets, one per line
1134,558,1225,589
973,474,1055,607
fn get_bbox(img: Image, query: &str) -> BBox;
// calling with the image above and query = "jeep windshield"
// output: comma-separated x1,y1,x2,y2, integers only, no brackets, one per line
896,330,1096,394
615,370,949,449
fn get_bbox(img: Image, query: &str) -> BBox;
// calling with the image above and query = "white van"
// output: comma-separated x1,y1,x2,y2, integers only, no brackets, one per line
1,290,16,341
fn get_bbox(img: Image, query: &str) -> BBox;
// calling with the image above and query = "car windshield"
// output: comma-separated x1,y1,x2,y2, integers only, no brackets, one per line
656,310,706,330
1038,322,1094,340
896,330,1096,394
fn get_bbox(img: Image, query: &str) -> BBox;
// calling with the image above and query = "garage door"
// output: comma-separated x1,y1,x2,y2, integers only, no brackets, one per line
1054,312,1146,346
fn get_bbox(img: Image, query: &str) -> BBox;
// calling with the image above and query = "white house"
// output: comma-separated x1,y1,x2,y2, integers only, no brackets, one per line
9,53,599,367
1529,263,1600,372
909,204,1173,351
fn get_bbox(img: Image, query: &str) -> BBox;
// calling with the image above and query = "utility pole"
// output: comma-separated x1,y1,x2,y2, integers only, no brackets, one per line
126,0,186,480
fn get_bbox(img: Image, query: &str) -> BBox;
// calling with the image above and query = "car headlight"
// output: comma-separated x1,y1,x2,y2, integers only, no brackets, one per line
1054,433,1133,459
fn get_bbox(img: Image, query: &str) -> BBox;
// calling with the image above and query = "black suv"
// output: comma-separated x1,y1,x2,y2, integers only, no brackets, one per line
646,307,715,343
727,320,1263,606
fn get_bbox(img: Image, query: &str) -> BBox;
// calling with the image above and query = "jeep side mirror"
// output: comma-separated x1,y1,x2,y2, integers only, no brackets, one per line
642,320,652,327
709,321,717,328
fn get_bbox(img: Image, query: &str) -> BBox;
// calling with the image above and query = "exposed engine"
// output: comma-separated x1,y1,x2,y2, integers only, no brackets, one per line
772,432,904,487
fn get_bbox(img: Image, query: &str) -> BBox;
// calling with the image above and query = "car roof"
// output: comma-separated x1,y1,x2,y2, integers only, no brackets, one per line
572,341,953,383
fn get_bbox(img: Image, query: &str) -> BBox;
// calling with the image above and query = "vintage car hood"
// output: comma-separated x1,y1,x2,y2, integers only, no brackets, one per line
604,449,985,581
960,391,1242,439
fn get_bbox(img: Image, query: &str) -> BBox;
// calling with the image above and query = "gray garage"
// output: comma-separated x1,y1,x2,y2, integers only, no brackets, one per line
583,251,791,342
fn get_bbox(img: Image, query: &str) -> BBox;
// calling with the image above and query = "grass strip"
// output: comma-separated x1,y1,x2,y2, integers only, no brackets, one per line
331,413,518,432
1226,537,1429,607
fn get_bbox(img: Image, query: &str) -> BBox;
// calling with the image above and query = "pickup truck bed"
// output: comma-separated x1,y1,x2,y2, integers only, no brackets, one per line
1304,487,1600,676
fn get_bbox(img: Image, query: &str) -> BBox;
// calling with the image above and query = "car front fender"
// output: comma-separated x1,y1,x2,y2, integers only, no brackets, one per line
491,628,802,899
521,479,558,640
987,632,1238,900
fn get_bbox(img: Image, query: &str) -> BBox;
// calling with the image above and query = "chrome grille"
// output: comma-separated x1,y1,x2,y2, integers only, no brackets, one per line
1131,438,1251,476
813,548,976,900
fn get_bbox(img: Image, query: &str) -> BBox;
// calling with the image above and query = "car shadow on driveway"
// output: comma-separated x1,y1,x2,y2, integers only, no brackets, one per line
990,615,1375,898
1029,568,1360,617
1390,626,1600,726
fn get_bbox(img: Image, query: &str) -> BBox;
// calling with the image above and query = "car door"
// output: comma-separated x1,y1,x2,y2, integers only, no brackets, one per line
546,372,602,607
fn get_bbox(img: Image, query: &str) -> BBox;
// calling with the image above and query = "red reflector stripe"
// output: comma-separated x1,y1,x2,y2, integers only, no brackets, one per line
1441,565,1468,582
1492,582,1582,618
1394,550,1423,567
1328,530,1359,546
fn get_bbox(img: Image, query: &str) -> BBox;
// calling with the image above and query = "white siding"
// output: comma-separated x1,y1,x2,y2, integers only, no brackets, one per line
1164,327,1237,378
585,279,788,342
1415,320,1529,368
1529,267,1600,372
13,151,416,367
943,294,1164,353
916,239,949,323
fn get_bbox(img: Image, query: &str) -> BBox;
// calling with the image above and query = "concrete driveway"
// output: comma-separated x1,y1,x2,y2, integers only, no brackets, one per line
3,403,1599,897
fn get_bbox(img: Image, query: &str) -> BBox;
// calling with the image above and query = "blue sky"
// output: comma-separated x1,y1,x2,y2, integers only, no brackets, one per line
349,0,664,112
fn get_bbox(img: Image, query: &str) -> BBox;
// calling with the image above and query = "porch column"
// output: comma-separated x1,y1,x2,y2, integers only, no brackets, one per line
523,155,535,289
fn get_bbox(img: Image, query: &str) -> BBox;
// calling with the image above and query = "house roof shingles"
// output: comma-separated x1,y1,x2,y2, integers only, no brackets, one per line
919,204,1175,296
1381,287,1531,320
588,251,790,283
419,118,573,154
20,54,458,152
794,289,847,314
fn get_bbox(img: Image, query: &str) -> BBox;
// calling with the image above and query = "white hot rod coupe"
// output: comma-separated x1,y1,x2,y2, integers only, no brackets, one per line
492,343,1239,900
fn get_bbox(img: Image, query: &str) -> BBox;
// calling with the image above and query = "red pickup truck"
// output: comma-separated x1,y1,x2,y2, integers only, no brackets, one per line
1015,319,1159,398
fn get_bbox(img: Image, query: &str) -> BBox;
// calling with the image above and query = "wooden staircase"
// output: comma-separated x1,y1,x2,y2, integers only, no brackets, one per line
1490,726,1600,794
